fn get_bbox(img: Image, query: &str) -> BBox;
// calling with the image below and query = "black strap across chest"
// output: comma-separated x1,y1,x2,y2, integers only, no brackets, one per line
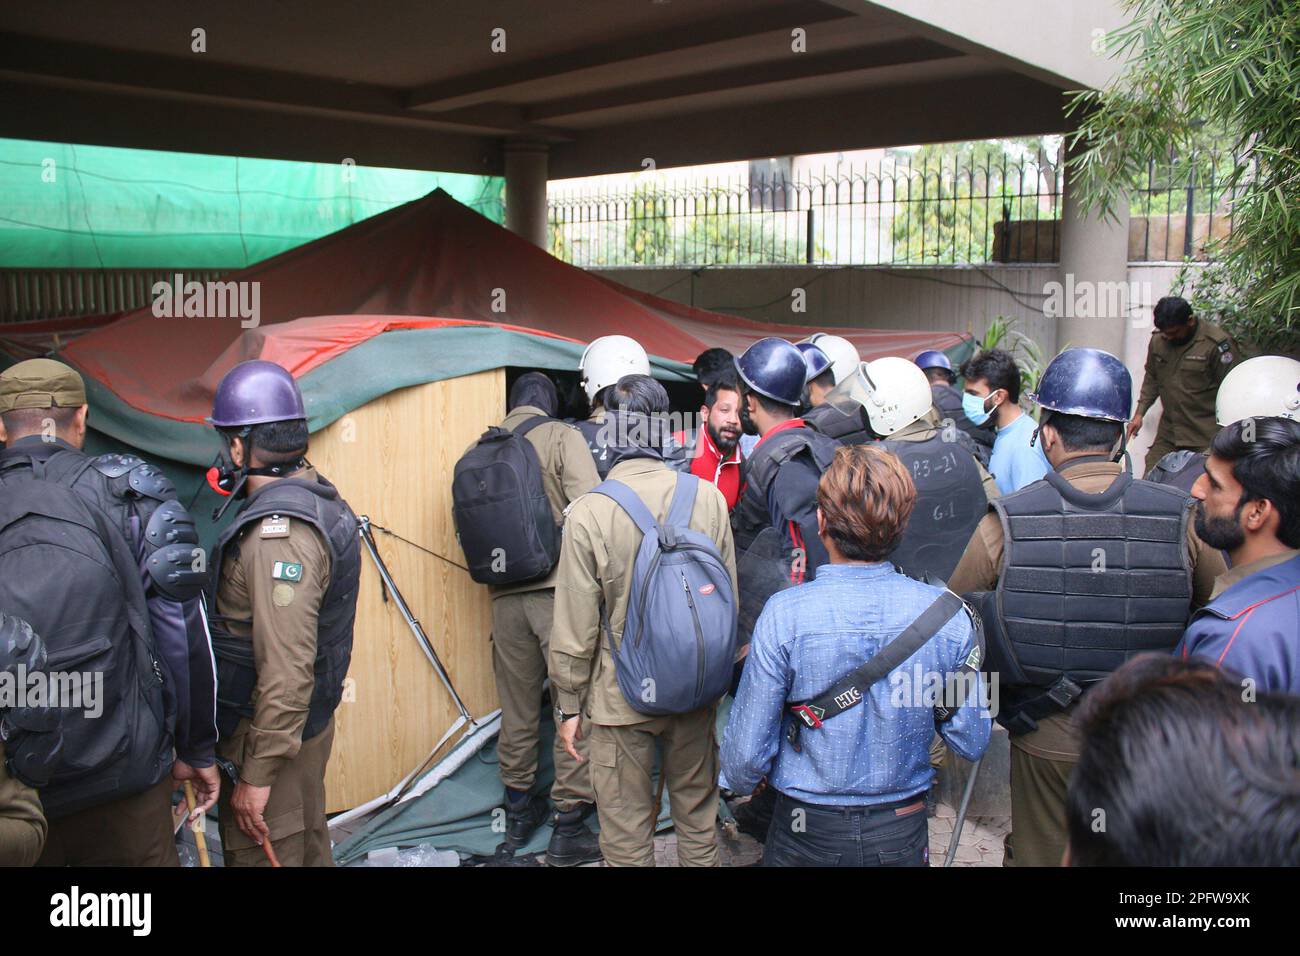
785,589,967,751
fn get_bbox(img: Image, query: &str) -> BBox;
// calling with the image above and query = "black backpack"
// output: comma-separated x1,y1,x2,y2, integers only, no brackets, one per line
452,416,561,585
0,456,171,819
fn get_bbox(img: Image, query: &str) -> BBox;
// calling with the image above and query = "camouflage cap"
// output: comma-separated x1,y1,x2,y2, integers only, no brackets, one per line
0,358,87,413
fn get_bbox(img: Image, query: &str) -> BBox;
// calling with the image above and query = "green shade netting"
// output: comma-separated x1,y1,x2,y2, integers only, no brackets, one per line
0,137,504,269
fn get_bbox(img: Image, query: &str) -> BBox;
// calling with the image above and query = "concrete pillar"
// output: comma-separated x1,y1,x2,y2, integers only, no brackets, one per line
1057,161,1132,358
504,140,550,249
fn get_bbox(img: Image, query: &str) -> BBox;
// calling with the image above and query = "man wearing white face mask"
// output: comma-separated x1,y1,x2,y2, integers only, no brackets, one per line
962,349,1049,495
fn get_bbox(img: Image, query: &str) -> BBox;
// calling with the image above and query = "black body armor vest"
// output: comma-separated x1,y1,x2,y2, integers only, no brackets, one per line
989,468,1193,694
209,476,361,741
802,401,872,446
732,426,840,554
879,432,987,582
574,418,613,478
1145,449,1206,494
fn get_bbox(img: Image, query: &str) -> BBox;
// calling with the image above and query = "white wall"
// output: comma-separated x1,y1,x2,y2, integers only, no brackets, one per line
594,261,1204,471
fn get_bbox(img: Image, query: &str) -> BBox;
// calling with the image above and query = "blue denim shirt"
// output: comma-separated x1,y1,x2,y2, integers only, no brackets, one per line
989,412,1050,495
721,562,992,806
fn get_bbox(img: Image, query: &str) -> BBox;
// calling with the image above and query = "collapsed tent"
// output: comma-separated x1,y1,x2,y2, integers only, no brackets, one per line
2,188,973,467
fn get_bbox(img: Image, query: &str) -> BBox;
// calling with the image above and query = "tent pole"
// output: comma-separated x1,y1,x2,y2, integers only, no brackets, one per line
357,515,475,726
943,755,983,868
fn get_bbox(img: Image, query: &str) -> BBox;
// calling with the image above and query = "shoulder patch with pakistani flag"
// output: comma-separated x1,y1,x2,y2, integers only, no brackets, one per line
272,561,304,582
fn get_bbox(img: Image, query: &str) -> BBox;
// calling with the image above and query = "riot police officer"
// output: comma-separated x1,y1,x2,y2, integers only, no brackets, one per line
795,341,836,408
844,356,997,582
729,338,839,842
1147,355,1300,493
732,337,840,606
948,348,1225,867
0,358,214,866
575,335,651,478
206,360,361,867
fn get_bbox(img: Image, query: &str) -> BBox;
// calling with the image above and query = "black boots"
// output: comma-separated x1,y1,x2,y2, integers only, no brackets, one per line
502,790,550,850
545,803,602,867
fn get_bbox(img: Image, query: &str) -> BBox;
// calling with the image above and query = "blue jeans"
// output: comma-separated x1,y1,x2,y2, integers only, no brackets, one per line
762,791,929,867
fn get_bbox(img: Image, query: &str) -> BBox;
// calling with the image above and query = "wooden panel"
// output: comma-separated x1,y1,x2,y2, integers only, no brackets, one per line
308,369,504,812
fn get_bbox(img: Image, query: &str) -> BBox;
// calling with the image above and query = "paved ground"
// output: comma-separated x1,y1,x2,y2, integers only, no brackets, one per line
185,796,1011,868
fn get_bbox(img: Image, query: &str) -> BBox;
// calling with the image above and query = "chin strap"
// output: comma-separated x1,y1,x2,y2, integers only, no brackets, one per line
207,425,309,521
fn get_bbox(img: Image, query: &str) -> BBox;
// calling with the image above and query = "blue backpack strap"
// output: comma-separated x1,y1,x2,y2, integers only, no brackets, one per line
591,479,660,537
666,473,700,528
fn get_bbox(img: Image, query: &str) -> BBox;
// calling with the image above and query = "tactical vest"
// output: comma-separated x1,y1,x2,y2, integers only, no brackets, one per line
803,401,872,446
574,418,613,478
1146,449,1206,494
879,431,986,582
733,426,840,554
991,468,1193,694
209,476,362,741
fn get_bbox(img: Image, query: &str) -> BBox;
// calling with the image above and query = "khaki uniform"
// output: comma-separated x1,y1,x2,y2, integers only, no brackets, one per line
487,405,601,809
550,457,737,866
37,776,178,867
214,469,336,867
1136,321,1238,474
889,409,1001,503
0,743,46,867
948,458,1225,866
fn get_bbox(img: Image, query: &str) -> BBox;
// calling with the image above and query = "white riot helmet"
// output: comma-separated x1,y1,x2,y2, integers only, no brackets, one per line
1215,355,1300,426
826,356,933,437
579,335,651,404
801,333,861,385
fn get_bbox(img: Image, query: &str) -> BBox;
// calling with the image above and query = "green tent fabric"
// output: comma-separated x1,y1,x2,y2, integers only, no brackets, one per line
333,701,733,865
0,137,504,268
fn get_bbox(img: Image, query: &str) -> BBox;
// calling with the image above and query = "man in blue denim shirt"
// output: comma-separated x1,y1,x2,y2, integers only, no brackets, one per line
722,444,991,866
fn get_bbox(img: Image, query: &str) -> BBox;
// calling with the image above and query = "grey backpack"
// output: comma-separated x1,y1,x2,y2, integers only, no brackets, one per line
594,474,737,716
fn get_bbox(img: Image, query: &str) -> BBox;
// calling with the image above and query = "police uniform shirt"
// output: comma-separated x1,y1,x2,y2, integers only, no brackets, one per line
1136,321,1239,449
214,469,332,787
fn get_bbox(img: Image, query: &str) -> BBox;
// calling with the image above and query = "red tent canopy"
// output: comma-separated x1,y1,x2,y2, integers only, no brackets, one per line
8,190,966,423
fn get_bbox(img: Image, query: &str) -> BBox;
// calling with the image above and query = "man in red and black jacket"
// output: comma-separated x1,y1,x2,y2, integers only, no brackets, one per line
669,372,744,510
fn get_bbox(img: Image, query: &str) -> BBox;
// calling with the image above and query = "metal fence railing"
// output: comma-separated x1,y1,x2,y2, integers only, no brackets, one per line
1128,147,1247,262
548,147,1245,269
0,269,225,324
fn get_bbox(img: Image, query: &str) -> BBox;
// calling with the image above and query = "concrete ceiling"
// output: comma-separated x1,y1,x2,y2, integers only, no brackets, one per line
0,0,1107,178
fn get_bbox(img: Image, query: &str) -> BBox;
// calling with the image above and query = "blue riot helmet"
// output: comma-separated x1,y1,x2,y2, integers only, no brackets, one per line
795,342,834,383
735,337,809,406
1029,347,1132,422
1029,347,1133,463
913,349,953,372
